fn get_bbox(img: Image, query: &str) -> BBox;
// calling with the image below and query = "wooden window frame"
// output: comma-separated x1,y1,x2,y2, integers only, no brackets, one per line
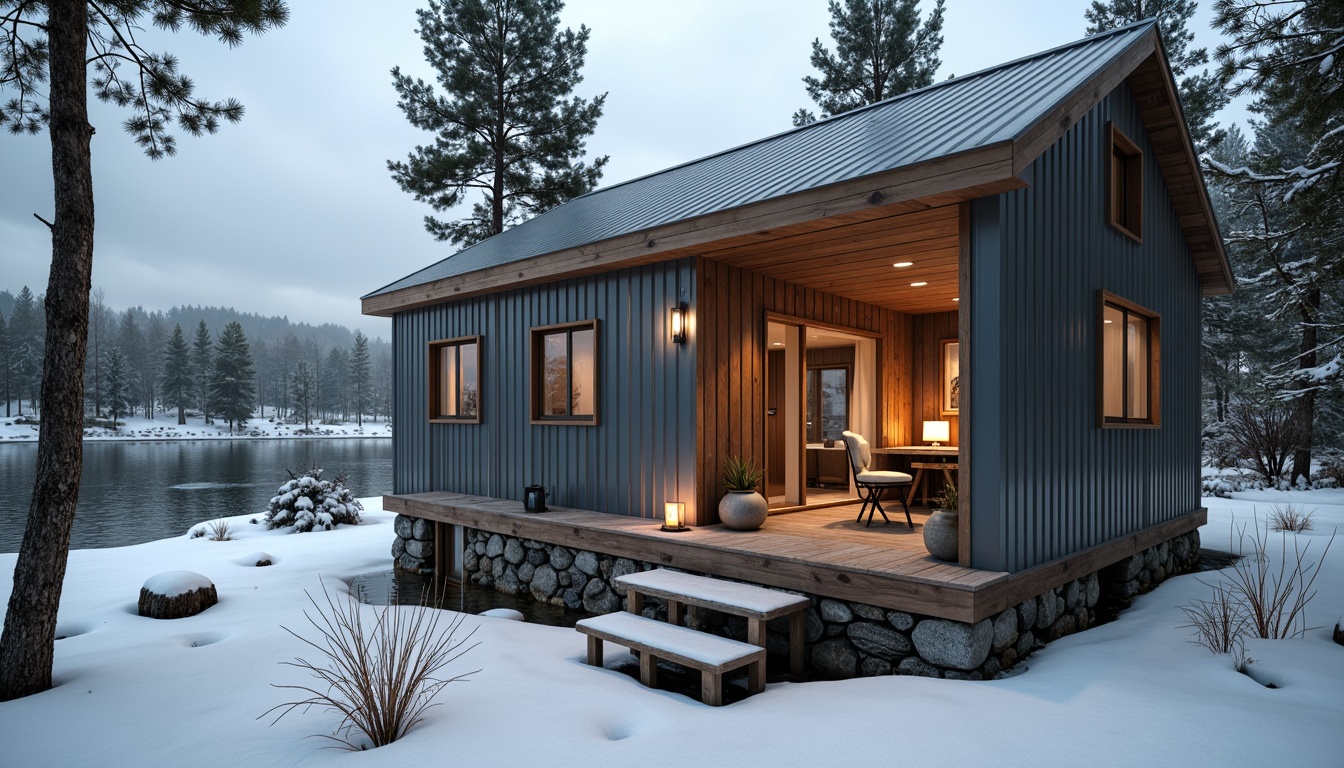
1106,123,1143,243
530,319,600,426
1096,290,1161,429
428,335,482,424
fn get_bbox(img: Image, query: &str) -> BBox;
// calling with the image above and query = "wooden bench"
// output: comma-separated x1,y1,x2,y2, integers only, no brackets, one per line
576,611,765,706
613,568,810,685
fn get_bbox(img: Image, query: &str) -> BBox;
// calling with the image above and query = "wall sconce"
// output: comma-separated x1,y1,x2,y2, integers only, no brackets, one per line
661,501,689,532
922,420,950,447
670,302,687,345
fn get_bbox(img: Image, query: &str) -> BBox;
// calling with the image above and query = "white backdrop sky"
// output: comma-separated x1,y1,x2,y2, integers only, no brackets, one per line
0,0,1250,340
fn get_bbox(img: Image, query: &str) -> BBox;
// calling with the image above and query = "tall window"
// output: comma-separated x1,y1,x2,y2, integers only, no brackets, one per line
532,321,598,423
429,336,481,423
806,366,850,442
1099,291,1159,427
1107,123,1143,242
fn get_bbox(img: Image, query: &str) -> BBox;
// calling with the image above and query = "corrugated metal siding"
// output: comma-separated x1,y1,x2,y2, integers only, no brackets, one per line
392,258,698,519
367,24,1154,298
968,83,1202,573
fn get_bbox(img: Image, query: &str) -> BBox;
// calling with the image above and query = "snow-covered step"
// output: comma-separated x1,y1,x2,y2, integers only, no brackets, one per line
576,611,766,706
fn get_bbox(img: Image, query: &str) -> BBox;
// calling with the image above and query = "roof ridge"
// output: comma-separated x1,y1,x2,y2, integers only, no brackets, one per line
573,19,1158,202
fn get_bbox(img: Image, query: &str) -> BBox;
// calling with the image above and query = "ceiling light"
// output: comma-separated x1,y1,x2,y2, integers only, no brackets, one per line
910,281,928,287
893,261,914,268
772,341,784,346
952,298,960,302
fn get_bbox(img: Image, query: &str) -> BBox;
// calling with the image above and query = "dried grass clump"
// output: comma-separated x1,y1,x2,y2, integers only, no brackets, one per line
1267,504,1314,532
263,579,478,750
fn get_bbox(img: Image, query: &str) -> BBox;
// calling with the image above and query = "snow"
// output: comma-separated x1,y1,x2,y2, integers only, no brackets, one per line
578,611,762,667
141,571,215,598
1,494,1341,766
615,568,810,614
0,412,391,443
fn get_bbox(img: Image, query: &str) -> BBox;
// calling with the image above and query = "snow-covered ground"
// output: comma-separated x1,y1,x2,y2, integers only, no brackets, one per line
0,493,1340,767
0,413,391,442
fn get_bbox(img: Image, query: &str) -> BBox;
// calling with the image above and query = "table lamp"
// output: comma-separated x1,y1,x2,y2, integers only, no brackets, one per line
922,420,950,447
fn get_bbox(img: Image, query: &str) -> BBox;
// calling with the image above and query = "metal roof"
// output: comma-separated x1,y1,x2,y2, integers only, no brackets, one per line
366,21,1155,299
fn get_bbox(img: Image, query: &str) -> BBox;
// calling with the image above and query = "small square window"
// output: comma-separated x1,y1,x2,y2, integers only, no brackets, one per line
429,336,481,423
531,320,598,424
1098,291,1159,428
1107,123,1143,242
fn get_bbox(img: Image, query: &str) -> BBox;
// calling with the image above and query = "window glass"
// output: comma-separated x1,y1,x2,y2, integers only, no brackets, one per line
1127,314,1148,419
543,332,568,417
806,366,850,442
1103,304,1124,419
572,328,595,417
440,346,458,417
460,341,479,419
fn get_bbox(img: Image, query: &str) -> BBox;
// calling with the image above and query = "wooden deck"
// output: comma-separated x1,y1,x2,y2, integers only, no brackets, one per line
384,492,1205,624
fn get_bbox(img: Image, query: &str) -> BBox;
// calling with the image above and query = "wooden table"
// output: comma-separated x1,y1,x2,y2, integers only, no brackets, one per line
873,446,958,505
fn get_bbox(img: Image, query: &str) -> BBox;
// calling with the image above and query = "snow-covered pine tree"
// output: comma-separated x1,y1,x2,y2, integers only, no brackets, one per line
349,331,371,427
1085,0,1229,150
209,321,256,435
290,359,315,432
0,310,9,418
192,321,213,424
389,0,608,246
793,0,947,127
9,287,42,417
102,346,130,429
263,468,363,532
159,324,192,425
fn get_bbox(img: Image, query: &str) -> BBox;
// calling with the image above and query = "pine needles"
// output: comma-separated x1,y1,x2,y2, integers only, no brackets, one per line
263,579,478,750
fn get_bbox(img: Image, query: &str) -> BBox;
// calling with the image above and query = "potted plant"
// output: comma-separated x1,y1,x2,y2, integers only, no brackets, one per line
719,455,768,530
923,482,959,561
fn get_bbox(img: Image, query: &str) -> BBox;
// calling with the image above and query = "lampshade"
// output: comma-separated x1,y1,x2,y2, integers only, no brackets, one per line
669,303,687,344
662,501,688,531
922,420,950,444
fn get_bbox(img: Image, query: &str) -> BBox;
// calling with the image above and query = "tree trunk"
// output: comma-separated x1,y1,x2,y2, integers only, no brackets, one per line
0,0,94,701
1289,287,1320,486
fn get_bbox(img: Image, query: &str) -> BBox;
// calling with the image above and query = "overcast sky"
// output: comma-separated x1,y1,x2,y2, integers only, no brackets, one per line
0,0,1249,341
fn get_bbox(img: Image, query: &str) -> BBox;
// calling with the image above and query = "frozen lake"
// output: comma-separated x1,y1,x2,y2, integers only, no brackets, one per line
0,438,392,552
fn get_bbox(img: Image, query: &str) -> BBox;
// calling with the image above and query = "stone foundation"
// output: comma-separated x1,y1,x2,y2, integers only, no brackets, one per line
392,516,1200,679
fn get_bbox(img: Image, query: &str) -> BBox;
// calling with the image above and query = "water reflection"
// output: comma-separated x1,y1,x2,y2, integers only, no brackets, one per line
349,569,580,628
0,439,391,552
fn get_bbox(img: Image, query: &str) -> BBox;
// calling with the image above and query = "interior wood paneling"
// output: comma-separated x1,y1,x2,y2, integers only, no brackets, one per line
696,260,913,524
912,312,961,448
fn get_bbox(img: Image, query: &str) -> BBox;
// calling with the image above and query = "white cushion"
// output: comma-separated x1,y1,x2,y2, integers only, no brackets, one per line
841,431,870,472
856,470,912,486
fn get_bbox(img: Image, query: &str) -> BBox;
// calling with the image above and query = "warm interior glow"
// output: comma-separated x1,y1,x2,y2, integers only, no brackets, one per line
664,502,684,528
922,420,950,444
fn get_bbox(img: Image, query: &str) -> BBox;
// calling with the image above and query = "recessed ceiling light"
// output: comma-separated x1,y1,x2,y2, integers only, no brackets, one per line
952,298,960,302
772,341,784,346
893,261,914,268
910,281,928,287
1104,319,1113,324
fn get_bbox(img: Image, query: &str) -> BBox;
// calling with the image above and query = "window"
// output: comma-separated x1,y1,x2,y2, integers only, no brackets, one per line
531,320,598,424
1107,123,1143,242
806,366,850,442
1098,291,1160,427
429,336,481,423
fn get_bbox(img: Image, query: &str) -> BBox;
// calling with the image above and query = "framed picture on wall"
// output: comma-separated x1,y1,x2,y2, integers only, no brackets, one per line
940,338,959,416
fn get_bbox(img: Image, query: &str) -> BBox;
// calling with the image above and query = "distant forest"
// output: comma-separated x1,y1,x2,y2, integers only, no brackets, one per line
0,286,392,425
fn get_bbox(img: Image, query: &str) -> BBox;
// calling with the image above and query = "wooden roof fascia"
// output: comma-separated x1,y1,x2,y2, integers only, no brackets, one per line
1008,25,1234,296
361,143,1024,316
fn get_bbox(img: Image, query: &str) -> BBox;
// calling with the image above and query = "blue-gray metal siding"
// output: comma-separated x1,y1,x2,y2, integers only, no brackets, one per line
367,23,1154,298
392,259,698,518
968,83,1202,573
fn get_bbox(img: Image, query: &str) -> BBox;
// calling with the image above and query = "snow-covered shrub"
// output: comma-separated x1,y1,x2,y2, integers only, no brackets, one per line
264,469,363,532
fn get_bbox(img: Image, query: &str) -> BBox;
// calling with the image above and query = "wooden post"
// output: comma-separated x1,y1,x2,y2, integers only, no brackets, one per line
747,618,766,691
668,599,684,626
626,588,643,615
639,651,658,689
702,670,723,706
586,635,603,666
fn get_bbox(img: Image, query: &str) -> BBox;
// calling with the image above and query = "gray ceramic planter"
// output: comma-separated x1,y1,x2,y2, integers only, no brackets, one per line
718,490,768,530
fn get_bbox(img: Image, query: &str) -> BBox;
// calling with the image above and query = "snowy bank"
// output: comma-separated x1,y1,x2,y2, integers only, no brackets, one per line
0,494,1340,767
0,414,391,443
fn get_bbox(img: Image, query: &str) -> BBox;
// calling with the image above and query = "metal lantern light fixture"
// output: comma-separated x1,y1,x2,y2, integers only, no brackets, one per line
922,420,950,447
662,501,689,532
670,302,688,344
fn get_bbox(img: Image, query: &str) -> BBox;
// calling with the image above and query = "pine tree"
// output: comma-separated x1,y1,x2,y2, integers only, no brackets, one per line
159,324,192,425
192,320,214,424
290,359,315,432
389,0,608,246
0,3,287,699
102,346,130,429
0,310,9,418
793,0,946,126
84,289,111,418
324,346,349,422
209,321,256,435
349,331,371,427
1085,0,1229,150
116,311,144,418
9,287,42,416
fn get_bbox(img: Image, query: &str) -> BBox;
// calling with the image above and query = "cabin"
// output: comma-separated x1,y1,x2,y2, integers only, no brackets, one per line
363,21,1231,679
